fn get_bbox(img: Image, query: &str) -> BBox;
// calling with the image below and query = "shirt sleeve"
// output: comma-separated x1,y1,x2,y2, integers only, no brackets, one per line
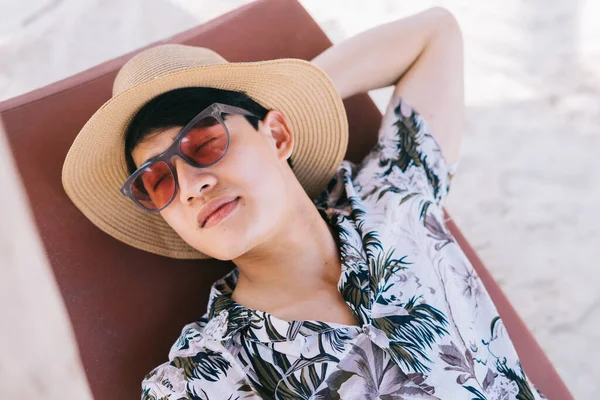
140,320,206,400
140,318,251,399
354,94,459,207
141,361,187,399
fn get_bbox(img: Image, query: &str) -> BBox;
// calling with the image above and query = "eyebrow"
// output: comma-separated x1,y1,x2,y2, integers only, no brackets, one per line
138,133,179,167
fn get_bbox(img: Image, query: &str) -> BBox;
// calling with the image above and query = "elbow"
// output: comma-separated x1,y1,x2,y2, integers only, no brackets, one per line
428,7,464,42
421,7,464,59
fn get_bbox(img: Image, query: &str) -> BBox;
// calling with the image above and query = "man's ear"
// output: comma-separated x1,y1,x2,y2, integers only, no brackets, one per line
263,110,294,162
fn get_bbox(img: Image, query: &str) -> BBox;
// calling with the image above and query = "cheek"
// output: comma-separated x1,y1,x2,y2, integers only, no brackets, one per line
155,137,289,252
159,207,193,238
228,142,283,199
223,145,289,231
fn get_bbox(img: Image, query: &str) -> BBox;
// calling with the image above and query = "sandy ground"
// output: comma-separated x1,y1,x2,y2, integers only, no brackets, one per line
1,0,599,398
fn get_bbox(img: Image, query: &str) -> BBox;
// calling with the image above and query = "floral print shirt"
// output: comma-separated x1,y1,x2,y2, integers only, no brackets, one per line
141,95,546,400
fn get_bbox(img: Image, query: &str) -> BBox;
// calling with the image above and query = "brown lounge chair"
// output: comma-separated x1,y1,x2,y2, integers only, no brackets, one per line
0,0,573,399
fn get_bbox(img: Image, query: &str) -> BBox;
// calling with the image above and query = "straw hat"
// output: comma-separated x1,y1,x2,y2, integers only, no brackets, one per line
61,44,348,259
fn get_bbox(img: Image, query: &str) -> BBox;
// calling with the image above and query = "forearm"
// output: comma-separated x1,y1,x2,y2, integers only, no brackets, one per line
311,7,455,100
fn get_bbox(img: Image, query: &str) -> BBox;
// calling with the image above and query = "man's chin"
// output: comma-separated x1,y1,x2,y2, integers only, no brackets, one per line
185,240,244,262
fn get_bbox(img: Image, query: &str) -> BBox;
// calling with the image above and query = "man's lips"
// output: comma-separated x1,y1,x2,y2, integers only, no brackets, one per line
197,196,240,228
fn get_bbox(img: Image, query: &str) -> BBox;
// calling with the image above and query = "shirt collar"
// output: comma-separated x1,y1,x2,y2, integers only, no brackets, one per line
206,268,251,341
204,208,367,343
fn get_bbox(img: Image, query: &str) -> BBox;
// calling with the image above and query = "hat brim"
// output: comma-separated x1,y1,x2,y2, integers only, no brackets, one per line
62,59,348,259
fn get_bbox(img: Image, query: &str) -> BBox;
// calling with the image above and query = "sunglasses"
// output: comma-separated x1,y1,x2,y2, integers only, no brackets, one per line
120,102,258,212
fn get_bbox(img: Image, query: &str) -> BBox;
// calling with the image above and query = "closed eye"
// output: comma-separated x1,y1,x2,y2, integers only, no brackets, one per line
153,175,168,190
195,137,216,153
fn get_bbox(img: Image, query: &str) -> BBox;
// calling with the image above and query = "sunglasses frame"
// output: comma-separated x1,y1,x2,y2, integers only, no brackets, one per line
120,102,258,213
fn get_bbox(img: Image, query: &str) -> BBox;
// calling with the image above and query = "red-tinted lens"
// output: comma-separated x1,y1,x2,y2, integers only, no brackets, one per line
131,161,175,210
180,116,228,166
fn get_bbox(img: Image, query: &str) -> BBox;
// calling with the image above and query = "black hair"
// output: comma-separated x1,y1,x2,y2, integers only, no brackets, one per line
124,86,294,174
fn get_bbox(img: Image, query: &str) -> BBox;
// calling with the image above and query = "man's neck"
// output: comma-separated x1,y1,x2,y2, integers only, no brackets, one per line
230,203,342,314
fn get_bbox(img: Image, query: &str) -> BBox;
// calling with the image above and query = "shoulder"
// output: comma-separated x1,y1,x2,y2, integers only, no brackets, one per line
355,96,457,207
142,360,187,399
141,317,238,399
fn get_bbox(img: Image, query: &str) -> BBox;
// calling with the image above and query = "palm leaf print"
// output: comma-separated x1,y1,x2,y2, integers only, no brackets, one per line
421,151,442,200
390,101,423,173
262,314,288,342
361,229,384,260
315,339,440,399
340,271,370,315
275,353,339,399
141,387,169,400
495,360,537,400
241,340,336,400
322,328,354,353
328,212,351,241
376,184,402,201
170,349,232,383
374,99,443,201
374,295,449,373
346,190,382,260
464,385,487,400
297,324,354,354
234,377,255,397
240,340,288,398
370,247,412,297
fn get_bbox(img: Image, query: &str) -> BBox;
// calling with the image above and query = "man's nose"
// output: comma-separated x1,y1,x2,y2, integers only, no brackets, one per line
172,157,217,204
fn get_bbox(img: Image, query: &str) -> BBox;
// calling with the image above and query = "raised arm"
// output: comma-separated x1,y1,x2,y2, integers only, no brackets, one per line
311,7,465,167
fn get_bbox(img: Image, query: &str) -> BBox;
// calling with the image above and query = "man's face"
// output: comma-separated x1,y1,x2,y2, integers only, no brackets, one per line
131,110,295,260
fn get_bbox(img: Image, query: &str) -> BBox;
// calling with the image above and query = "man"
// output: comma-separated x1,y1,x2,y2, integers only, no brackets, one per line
62,7,545,399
